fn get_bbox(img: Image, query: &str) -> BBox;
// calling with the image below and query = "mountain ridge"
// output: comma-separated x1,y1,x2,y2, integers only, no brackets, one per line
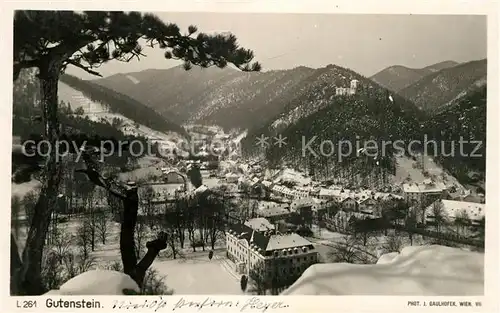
370,60,459,92
397,59,486,111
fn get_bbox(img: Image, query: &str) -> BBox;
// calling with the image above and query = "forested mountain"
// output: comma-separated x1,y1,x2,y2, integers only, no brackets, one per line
240,64,486,186
370,61,459,92
397,59,486,111
423,85,486,182
60,74,186,136
243,64,425,148
241,82,426,186
94,65,319,130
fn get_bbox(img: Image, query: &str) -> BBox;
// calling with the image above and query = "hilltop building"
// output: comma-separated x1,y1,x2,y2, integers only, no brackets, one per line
335,79,359,96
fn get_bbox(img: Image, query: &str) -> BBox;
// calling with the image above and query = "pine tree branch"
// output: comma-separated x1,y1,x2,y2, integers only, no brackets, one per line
64,59,103,77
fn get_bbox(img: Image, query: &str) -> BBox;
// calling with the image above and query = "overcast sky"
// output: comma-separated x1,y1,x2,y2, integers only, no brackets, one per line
67,13,487,79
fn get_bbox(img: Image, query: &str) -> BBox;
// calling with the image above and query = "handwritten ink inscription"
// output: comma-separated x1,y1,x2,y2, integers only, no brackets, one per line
112,296,289,312
172,297,288,312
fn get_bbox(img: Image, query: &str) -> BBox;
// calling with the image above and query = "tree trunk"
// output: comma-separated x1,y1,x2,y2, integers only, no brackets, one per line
11,234,23,295
121,187,139,278
19,61,63,295
132,238,166,288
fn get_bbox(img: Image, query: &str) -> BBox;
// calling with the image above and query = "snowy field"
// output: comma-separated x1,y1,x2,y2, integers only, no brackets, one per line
283,245,484,295
152,250,243,295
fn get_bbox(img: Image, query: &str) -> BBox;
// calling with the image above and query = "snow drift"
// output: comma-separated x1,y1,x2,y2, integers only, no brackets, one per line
282,245,483,296
44,270,140,295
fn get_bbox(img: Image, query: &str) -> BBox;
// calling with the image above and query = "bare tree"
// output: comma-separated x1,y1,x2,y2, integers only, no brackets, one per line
431,201,448,235
49,226,73,264
96,210,110,245
405,208,418,246
172,198,187,249
327,235,374,264
185,201,198,252
86,189,99,251
76,218,92,260
61,251,97,281
206,194,226,250
167,232,179,260
196,204,207,252
139,185,156,229
453,209,470,237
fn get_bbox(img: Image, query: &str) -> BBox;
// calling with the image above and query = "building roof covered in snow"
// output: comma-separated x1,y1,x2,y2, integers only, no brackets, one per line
266,233,314,251
227,219,314,256
319,188,341,197
426,199,485,221
244,217,276,232
403,181,447,193
257,203,291,217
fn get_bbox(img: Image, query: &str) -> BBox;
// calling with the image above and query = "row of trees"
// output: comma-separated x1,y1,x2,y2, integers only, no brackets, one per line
136,186,234,257
321,196,485,251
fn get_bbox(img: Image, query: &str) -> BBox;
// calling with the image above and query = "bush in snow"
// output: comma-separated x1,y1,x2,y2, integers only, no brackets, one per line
104,260,123,272
141,268,173,295
41,251,64,290
102,262,173,295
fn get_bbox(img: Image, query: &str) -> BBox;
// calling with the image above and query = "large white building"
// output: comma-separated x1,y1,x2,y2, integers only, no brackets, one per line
403,180,447,203
226,218,319,280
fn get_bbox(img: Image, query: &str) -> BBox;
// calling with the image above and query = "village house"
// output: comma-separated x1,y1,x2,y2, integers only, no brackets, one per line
318,188,342,201
357,197,378,218
256,203,292,223
225,173,240,184
340,196,358,212
292,187,310,199
226,219,319,280
272,185,295,199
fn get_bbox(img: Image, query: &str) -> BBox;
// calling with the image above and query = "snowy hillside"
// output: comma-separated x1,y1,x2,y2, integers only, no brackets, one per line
282,245,483,295
58,81,187,154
